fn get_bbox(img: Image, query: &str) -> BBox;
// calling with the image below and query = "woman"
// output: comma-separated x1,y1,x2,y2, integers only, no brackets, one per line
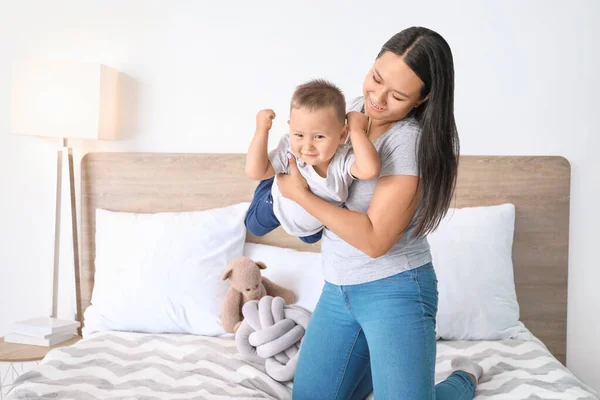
277,27,483,399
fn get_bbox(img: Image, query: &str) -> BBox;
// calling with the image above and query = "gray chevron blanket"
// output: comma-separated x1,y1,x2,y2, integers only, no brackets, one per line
6,331,597,399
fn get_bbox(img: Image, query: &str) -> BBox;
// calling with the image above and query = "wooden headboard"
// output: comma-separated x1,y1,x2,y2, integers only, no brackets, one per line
79,154,570,363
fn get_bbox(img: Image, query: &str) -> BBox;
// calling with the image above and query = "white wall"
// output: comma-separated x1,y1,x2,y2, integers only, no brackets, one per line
1,0,598,391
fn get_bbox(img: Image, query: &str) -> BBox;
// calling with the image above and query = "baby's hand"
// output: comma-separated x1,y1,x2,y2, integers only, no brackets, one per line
347,111,369,134
256,109,276,132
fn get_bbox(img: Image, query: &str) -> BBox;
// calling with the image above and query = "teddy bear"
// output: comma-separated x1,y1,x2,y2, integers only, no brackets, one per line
221,256,297,333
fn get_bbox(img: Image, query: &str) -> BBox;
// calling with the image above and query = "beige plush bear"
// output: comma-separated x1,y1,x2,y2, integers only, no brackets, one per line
221,256,296,333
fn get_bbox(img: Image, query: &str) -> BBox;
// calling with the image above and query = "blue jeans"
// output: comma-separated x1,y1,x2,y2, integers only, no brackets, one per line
245,177,323,244
293,263,475,400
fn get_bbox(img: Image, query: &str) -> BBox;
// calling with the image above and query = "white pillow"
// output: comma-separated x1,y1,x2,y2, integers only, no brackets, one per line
243,243,324,312
429,203,529,340
82,202,250,337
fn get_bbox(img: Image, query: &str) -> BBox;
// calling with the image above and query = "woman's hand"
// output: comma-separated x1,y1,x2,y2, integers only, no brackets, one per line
277,155,310,203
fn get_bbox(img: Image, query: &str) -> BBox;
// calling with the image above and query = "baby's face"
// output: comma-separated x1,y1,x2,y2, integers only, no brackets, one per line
288,106,346,168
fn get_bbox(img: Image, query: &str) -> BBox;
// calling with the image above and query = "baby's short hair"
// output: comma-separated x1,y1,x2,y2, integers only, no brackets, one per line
290,79,346,124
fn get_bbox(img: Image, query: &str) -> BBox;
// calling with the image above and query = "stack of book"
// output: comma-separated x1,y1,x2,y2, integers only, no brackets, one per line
4,317,80,347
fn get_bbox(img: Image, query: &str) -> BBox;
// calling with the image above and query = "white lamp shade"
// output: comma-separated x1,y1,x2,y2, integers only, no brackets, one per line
10,60,119,140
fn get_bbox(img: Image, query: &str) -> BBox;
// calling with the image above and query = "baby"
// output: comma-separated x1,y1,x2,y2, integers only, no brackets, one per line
244,79,380,243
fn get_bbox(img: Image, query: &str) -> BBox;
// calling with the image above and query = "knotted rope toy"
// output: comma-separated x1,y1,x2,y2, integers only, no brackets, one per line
235,296,311,382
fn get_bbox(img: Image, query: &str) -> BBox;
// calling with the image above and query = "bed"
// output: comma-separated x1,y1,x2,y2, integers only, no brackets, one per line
6,153,597,399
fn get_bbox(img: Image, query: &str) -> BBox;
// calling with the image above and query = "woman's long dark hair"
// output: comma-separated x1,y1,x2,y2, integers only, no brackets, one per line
379,27,459,237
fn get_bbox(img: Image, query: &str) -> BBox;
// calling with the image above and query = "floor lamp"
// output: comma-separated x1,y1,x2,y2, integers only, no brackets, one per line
10,61,119,330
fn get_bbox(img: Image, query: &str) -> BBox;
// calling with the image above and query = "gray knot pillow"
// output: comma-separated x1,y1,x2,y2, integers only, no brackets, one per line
235,296,311,382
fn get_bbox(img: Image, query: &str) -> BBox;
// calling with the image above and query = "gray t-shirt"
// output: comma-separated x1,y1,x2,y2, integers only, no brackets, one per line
321,97,432,285
269,134,356,237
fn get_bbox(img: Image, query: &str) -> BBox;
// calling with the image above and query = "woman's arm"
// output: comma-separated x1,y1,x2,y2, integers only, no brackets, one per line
277,157,419,258
246,109,276,180
347,112,380,180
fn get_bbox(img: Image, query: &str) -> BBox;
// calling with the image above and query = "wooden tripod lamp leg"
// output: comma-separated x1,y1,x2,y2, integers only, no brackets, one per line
51,137,83,337
51,146,63,319
67,146,83,336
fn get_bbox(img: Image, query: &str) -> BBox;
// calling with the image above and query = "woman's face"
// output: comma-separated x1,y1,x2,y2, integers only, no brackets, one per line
362,51,427,123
